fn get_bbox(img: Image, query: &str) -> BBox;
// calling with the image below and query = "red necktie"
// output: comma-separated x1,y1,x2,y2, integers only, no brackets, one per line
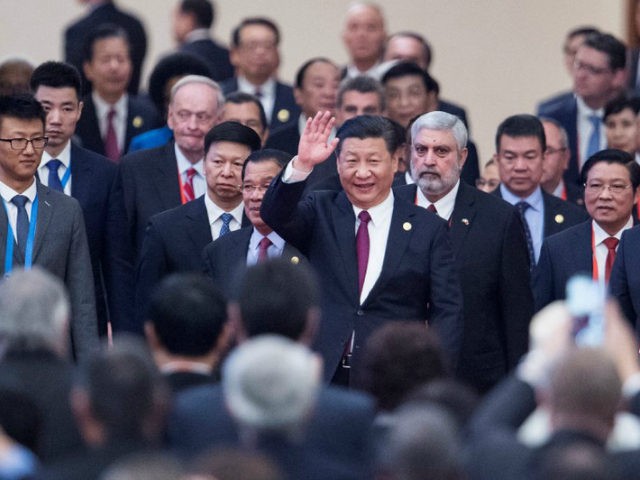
258,236,272,263
356,210,371,294
104,108,120,163
603,236,619,283
182,168,197,203
427,204,438,214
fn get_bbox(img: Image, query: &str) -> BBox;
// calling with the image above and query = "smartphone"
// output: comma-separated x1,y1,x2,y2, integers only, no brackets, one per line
565,275,606,347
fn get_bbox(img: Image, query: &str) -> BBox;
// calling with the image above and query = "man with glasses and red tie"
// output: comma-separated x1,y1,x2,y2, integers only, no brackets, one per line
0,94,98,361
534,149,640,311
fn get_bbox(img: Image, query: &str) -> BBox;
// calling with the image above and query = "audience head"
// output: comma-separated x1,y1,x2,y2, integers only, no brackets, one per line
564,26,600,75
31,61,84,157
146,273,228,361
580,148,639,235
540,118,571,193
230,17,281,85
384,31,432,70
222,92,268,144
222,335,322,437
534,441,616,480
335,75,385,127
404,379,479,429
167,74,223,163
495,114,546,198
173,0,215,45
356,321,447,411
0,58,34,96
382,62,438,128
335,115,400,209
188,448,284,480
231,258,319,344
82,24,132,103
294,57,340,118
147,52,212,118
603,96,640,155
476,158,500,193
101,452,184,480
241,149,289,235
342,2,387,71
0,389,42,455
203,120,261,210
0,267,69,357
409,110,468,203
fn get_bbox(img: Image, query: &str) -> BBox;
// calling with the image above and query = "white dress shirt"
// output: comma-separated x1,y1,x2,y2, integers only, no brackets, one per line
92,92,127,153
247,228,285,265
576,95,605,169
175,144,205,198
204,195,244,240
500,184,545,262
415,180,460,221
0,179,37,242
592,217,633,288
238,76,276,124
38,142,72,195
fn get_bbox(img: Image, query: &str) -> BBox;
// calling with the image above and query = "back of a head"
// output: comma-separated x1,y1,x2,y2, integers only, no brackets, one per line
0,58,34,96
356,321,447,411
204,120,262,153
0,267,69,356
222,335,322,435
534,441,617,480
235,259,319,341
147,273,227,357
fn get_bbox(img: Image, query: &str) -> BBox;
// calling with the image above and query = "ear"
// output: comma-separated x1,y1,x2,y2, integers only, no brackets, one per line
229,48,240,68
458,146,468,170
83,61,94,83
293,87,304,108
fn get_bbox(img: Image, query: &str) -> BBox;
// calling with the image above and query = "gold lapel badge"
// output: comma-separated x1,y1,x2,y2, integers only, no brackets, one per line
403,222,412,231
290,256,300,264
277,109,290,123
461,218,469,225
132,116,143,128
554,214,564,224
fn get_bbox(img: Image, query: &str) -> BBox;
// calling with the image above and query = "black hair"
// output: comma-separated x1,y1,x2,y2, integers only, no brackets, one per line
381,61,438,94
603,96,640,122
580,148,640,192
82,23,130,63
241,148,291,180
335,115,400,157
225,91,268,131
495,114,546,152
0,93,46,129
387,31,432,68
294,57,336,89
179,0,214,29
204,121,262,153
583,32,626,71
30,61,83,98
231,17,280,48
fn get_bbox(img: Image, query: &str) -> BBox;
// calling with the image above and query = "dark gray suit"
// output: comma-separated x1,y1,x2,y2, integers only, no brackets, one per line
0,182,99,360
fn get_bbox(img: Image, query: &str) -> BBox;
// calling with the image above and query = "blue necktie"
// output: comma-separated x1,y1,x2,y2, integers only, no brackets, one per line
516,201,535,270
586,115,601,159
219,213,233,237
46,159,64,192
11,195,29,257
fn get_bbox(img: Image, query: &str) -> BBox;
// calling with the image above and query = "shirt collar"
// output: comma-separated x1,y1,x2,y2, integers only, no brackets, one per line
415,180,460,220
593,216,633,244
174,143,204,176
237,76,276,96
92,92,128,124
352,190,394,226
500,184,543,211
184,28,211,43
40,142,71,170
204,194,244,225
0,178,37,204
576,95,604,118
248,227,286,251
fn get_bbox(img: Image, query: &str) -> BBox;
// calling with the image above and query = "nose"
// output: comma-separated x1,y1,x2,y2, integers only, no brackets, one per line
251,187,264,201
48,108,62,124
23,140,36,155
220,161,233,177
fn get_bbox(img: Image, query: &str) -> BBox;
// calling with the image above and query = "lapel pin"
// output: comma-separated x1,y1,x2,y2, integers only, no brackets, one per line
290,256,300,264
461,218,469,225
277,109,290,123
403,222,412,231
132,116,143,128
44,201,51,207
554,214,565,224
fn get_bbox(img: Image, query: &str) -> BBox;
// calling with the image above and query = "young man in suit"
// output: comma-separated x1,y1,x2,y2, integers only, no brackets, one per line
261,112,463,384
494,114,589,268
135,122,260,328
220,17,299,131
394,110,533,393
75,24,161,161
0,94,98,360
31,60,128,337
534,149,639,310
203,148,302,298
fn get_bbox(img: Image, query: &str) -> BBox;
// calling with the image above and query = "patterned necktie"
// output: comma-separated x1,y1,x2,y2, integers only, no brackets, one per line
516,201,535,270
586,115,601,159
182,167,197,203
257,236,272,263
11,195,29,257
356,210,371,294
46,159,64,192
603,236,619,283
104,108,120,163
219,213,233,237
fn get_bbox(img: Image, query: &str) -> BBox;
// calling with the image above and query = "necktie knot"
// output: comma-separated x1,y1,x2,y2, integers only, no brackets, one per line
257,236,272,262
603,236,619,252
46,159,62,173
589,114,601,127
11,195,27,208
184,167,197,182
107,108,116,122
516,201,530,215
358,210,371,224
427,204,438,214
46,159,64,192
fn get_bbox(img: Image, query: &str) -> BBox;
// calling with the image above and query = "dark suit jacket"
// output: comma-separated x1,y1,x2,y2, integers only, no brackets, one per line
202,226,303,299
75,94,161,159
168,382,376,477
180,38,234,82
220,77,300,131
261,175,463,378
628,49,640,94
164,371,216,394
0,182,99,360
537,94,581,189
396,183,533,392
610,225,640,336
64,2,147,95
533,220,592,311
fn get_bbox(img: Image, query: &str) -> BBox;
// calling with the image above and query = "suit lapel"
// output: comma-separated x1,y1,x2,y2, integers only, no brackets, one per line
185,197,213,250
32,182,54,261
70,144,93,202
332,193,359,298
571,221,594,274
449,183,477,256
153,144,182,210
282,242,301,263
0,199,22,268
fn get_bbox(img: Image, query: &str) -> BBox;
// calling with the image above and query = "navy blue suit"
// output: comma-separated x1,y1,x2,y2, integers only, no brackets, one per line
396,182,533,392
610,225,640,336
75,94,162,158
180,39,234,82
220,78,300,131
261,174,463,379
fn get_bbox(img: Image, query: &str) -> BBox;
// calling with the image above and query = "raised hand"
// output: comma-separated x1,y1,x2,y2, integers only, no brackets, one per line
295,111,340,171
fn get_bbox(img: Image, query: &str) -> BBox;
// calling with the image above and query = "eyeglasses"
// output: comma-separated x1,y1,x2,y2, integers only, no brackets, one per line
574,60,611,76
475,178,500,189
584,182,632,195
0,136,48,150
242,184,271,194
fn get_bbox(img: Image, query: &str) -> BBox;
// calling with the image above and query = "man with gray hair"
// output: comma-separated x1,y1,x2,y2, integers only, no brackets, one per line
395,110,533,392
0,267,83,462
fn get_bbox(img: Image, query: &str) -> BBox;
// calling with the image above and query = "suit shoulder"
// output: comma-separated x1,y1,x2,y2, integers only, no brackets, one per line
43,187,83,211
544,220,590,248
148,199,198,226
121,143,172,166
621,225,640,242
72,144,117,173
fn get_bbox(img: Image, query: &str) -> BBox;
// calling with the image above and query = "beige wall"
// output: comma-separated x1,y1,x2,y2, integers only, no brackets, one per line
0,0,625,165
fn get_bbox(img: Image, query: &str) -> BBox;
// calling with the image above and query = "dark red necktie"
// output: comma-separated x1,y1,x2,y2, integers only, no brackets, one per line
104,108,120,162
182,168,197,203
356,210,371,294
258,236,272,263
427,203,437,214
603,236,619,283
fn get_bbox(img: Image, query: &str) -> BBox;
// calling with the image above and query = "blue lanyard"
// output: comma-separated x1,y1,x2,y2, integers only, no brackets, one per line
2,195,38,276
60,162,71,189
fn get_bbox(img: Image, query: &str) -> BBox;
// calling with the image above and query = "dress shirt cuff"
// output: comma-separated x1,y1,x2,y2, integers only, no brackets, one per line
282,156,313,184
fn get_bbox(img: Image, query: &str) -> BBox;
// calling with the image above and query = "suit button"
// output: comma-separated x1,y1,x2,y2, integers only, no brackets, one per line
356,309,364,316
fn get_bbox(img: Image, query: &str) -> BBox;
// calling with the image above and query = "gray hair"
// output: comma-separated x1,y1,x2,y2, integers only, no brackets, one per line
411,111,468,151
170,74,225,115
0,267,69,356
223,335,321,436
337,75,385,111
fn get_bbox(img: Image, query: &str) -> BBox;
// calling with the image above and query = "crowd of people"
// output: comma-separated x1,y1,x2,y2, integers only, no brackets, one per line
1,0,640,478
